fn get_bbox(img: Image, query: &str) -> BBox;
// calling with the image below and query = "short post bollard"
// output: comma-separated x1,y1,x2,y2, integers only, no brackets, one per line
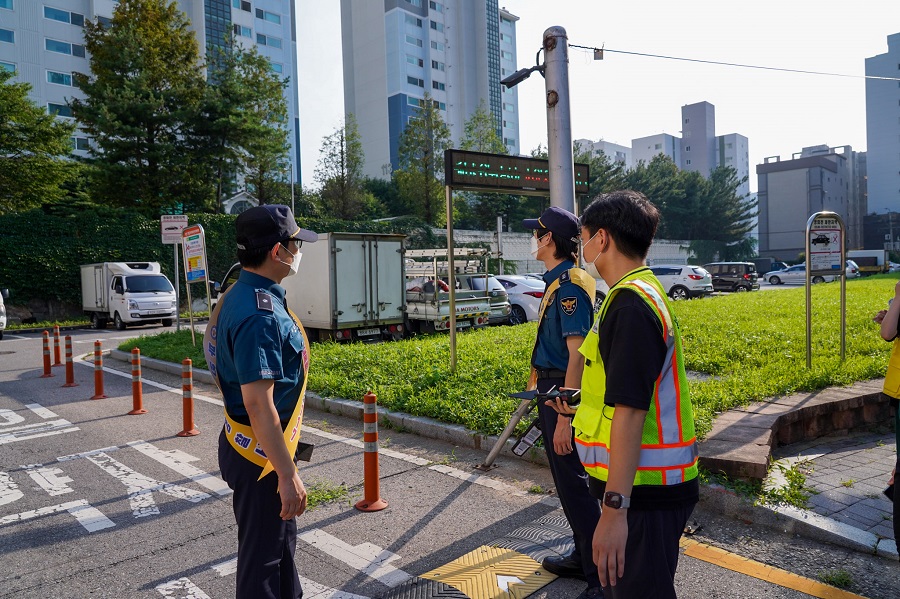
41,331,53,378
62,335,78,388
90,341,107,400
53,325,62,367
177,359,200,437
354,391,388,512
128,347,147,415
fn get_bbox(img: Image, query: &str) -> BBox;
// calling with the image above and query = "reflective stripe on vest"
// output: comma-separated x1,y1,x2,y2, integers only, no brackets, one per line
572,267,698,487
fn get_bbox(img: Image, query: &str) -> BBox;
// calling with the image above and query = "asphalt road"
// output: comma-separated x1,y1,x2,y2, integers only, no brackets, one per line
1,327,898,598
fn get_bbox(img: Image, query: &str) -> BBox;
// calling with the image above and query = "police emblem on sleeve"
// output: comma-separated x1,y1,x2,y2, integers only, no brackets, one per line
560,296,577,315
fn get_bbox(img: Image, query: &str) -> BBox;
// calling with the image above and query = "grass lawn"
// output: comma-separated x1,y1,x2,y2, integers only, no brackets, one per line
120,274,900,438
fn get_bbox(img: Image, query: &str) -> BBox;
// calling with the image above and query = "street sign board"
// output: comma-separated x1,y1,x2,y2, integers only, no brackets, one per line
161,215,188,245
181,225,208,283
808,214,842,274
444,149,590,195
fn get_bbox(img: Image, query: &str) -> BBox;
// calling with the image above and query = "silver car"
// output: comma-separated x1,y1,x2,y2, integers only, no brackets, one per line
649,265,713,300
766,264,836,285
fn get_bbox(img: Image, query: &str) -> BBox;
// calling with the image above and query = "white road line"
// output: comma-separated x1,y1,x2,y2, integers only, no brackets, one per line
0,408,25,426
0,499,115,533
58,445,121,462
210,557,370,599
298,529,410,588
75,359,223,406
128,441,231,497
155,577,212,599
0,420,80,445
25,403,59,419
0,471,23,506
24,465,74,496
82,451,210,518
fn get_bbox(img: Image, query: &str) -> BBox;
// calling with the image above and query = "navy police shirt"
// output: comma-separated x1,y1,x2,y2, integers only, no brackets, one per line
532,260,592,371
212,270,306,421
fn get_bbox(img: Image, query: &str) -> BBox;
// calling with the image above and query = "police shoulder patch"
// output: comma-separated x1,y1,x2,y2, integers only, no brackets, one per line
559,270,571,283
560,296,577,316
256,291,274,311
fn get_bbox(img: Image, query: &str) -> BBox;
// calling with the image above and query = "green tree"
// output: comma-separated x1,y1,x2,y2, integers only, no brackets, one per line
0,69,76,214
315,114,382,219
72,0,209,214
395,93,452,225
573,141,627,211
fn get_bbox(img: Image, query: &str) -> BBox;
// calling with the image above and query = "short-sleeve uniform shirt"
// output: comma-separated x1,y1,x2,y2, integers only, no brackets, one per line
213,270,306,421
532,260,592,371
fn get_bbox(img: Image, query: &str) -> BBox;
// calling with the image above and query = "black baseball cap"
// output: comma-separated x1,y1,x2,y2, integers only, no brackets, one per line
522,206,580,242
235,204,317,250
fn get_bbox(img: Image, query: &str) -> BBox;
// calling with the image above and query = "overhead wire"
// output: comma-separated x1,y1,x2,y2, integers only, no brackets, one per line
567,44,900,82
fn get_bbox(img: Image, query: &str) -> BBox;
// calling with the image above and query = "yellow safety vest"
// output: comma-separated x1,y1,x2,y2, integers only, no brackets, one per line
526,268,596,390
204,284,309,481
883,339,900,399
572,267,699,486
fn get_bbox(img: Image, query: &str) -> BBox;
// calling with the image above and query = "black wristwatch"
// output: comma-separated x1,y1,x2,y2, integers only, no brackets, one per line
603,491,631,510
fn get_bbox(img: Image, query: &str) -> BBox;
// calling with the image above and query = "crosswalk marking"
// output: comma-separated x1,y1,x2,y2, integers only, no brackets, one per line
299,529,411,588
0,499,115,532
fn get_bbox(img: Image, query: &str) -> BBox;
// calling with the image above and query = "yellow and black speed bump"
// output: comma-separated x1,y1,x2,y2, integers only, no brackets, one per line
378,513,573,599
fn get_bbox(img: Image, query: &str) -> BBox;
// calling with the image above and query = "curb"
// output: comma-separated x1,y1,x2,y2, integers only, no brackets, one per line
107,350,899,562
699,484,899,561
107,350,550,468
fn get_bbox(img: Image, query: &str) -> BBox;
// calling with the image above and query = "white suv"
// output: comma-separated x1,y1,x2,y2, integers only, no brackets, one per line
649,265,713,300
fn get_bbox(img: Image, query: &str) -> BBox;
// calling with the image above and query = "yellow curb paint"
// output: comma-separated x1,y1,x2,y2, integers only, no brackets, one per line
679,538,869,599
421,545,557,598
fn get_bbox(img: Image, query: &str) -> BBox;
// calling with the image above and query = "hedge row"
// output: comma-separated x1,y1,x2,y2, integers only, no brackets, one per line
0,208,436,309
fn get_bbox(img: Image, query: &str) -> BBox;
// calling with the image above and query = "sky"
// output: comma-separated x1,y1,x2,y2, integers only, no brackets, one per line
297,0,900,194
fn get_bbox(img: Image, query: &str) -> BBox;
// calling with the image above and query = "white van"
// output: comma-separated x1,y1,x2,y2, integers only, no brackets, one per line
80,262,177,330
0,288,8,340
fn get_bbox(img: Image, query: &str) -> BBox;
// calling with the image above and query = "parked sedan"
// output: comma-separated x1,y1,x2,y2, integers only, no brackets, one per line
766,264,836,285
495,275,544,324
649,265,713,300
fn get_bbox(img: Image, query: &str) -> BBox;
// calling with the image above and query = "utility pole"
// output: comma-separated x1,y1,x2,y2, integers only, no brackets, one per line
543,26,575,213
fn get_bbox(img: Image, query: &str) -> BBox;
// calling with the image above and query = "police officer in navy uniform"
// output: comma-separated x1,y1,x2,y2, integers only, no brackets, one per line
524,206,603,599
214,204,317,599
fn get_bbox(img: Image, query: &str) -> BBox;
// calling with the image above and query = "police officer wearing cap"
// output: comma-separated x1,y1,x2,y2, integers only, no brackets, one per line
204,204,317,599
523,206,603,599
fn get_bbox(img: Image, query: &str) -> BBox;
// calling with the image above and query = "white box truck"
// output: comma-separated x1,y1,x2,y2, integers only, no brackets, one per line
283,233,407,342
846,250,889,276
80,262,177,330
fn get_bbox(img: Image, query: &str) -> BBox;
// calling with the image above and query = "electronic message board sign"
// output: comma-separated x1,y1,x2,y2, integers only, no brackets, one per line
445,149,590,195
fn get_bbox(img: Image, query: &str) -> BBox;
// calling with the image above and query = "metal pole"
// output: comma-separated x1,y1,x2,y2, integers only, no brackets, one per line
840,222,846,361
496,216,503,276
543,26,575,213
446,185,457,373
174,243,181,332
805,216,813,369
477,397,532,471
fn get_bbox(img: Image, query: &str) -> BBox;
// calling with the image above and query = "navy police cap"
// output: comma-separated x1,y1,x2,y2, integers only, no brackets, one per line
235,204,318,250
522,206,580,242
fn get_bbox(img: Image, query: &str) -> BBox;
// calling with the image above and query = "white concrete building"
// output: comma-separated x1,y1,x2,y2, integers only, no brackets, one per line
865,32,900,216
574,138,632,169
631,133,681,167
0,0,301,180
341,0,520,180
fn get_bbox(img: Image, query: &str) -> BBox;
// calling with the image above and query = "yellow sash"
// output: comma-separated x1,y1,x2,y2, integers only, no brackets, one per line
204,284,310,481
527,268,597,390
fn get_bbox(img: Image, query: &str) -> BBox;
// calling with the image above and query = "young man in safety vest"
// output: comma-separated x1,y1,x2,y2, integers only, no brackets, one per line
523,206,603,599
204,204,317,599
550,190,699,598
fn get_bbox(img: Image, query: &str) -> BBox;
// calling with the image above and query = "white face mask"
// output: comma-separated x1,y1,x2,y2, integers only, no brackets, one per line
581,230,601,279
275,244,302,277
530,233,549,259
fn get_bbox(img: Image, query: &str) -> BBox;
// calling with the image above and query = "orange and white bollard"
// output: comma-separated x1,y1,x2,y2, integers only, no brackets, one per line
177,359,200,437
354,391,388,512
62,335,78,388
41,331,53,378
128,347,147,415
52,325,62,367
90,341,107,400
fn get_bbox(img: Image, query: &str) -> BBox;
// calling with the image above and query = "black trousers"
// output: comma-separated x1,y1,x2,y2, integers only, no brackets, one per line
537,375,602,589
219,428,303,599
602,503,695,599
